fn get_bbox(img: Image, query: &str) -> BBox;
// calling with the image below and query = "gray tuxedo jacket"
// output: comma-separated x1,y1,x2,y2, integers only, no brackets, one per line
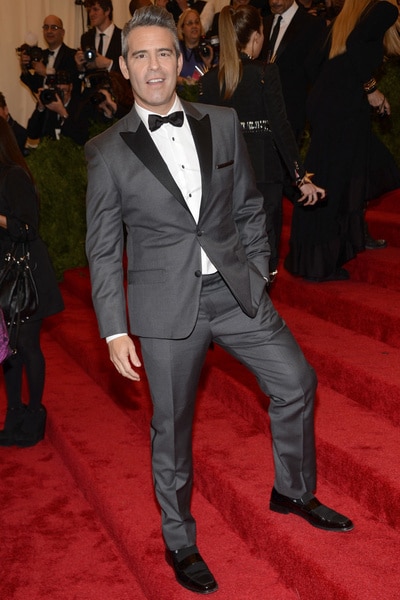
85,99,270,340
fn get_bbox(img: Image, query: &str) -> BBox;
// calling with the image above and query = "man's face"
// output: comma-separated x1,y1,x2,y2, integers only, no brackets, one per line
87,3,110,29
42,16,64,49
120,26,182,114
269,0,294,14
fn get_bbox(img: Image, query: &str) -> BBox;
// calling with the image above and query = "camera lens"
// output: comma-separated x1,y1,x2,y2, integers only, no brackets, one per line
90,91,107,106
40,88,57,105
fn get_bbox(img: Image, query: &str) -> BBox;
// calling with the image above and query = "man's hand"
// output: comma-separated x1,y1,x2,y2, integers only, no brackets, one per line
31,60,47,77
74,48,86,72
108,335,142,381
46,93,66,117
97,88,117,118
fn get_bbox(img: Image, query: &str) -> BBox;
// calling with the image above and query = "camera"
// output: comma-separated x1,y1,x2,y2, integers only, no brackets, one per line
89,73,114,106
39,87,63,105
84,47,96,62
196,36,219,61
16,43,44,68
90,91,107,106
198,39,211,58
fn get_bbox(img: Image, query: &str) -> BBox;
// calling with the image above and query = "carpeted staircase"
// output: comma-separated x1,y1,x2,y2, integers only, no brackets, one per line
0,192,399,600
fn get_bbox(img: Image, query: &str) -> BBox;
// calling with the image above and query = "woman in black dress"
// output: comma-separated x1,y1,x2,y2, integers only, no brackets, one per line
285,0,400,281
199,4,324,280
0,118,64,447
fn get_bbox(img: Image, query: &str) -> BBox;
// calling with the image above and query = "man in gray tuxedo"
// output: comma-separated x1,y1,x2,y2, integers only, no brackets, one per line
85,5,353,595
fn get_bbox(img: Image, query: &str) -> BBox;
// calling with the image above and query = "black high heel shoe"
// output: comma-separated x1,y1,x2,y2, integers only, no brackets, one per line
15,405,47,447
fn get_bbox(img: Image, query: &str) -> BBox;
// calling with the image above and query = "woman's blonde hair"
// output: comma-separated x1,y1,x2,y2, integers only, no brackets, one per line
329,0,400,58
177,8,204,42
218,4,262,99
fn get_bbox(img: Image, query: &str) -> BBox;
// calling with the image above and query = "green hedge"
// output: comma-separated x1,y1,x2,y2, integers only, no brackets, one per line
27,137,88,280
26,59,400,280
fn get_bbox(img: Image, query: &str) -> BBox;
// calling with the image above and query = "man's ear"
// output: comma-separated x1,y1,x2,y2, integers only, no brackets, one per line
119,55,130,80
177,53,183,77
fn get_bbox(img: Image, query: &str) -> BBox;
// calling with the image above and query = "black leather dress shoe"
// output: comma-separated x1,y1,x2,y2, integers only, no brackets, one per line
166,546,218,594
270,488,354,532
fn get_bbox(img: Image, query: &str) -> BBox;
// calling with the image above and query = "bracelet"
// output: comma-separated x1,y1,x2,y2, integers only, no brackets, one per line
296,171,314,188
363,77,377,94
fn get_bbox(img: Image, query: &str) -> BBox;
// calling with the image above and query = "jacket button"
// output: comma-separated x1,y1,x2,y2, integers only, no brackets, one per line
194,270,202,277
196,229,203,236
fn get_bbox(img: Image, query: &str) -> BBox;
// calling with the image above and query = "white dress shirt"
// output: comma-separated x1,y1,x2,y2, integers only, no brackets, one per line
46,45,61,74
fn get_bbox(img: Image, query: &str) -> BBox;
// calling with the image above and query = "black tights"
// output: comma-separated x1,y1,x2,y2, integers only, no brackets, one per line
2,319,45,410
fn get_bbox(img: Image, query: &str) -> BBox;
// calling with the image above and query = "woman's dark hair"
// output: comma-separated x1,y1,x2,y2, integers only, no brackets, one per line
0,118,33,182
218,4,262,99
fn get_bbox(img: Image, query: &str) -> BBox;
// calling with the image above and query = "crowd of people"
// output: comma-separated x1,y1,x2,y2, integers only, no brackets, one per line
1,0,400,594
3,0,397,275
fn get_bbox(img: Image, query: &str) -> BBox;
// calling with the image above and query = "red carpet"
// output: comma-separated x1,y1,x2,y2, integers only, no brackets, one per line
1,190,399,599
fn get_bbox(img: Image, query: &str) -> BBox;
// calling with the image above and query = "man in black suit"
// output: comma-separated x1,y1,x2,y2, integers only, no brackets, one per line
75,0,122,76
19,15,80,96
86,5,353,595
261,0,326,144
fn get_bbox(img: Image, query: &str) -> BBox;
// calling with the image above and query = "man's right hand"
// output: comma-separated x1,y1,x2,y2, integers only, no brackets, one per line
108,335,142,381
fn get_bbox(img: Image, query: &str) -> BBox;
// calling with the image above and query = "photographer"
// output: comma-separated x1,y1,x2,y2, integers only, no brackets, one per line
18,15,79,95
27,71,89,146
177,8,215,86
75,0,122,77
82,71,134,123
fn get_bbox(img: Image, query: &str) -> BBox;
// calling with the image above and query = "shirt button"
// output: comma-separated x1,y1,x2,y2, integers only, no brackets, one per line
194,270,202,277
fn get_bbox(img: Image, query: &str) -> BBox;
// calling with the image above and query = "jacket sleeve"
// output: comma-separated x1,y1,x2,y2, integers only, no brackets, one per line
261,63,305,199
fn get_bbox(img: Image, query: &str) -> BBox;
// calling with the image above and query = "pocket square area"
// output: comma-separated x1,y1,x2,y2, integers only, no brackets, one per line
215,160,234,169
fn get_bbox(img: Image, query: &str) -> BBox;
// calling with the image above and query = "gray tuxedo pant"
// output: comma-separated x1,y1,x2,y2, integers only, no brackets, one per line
139,272,317,551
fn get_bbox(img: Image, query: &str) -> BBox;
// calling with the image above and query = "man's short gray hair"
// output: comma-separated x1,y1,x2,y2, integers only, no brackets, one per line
121,5,181,61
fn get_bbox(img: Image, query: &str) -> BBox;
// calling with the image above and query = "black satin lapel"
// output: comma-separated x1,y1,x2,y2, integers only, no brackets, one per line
186,113,212,214
120,124,187,209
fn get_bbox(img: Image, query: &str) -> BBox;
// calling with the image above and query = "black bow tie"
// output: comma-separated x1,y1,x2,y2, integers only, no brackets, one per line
148,111,184,132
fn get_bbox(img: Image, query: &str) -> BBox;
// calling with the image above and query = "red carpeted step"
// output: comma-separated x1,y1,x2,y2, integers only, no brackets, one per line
43,285,400,600
366,210,400,248
201,348,400,531
368,189,400,214
271,267,400,349
38,332,299,600
0,406,148,600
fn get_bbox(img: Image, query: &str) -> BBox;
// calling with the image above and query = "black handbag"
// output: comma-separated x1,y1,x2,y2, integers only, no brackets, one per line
0,242,39,348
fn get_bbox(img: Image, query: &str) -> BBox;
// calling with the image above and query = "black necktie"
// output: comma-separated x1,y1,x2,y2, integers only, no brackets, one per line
48,50,54,56
97,33,105,55
148,111,184,132
268,15,282,62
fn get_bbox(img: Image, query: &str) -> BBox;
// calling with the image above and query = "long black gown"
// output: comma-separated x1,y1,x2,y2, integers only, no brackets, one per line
285,0,400,280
